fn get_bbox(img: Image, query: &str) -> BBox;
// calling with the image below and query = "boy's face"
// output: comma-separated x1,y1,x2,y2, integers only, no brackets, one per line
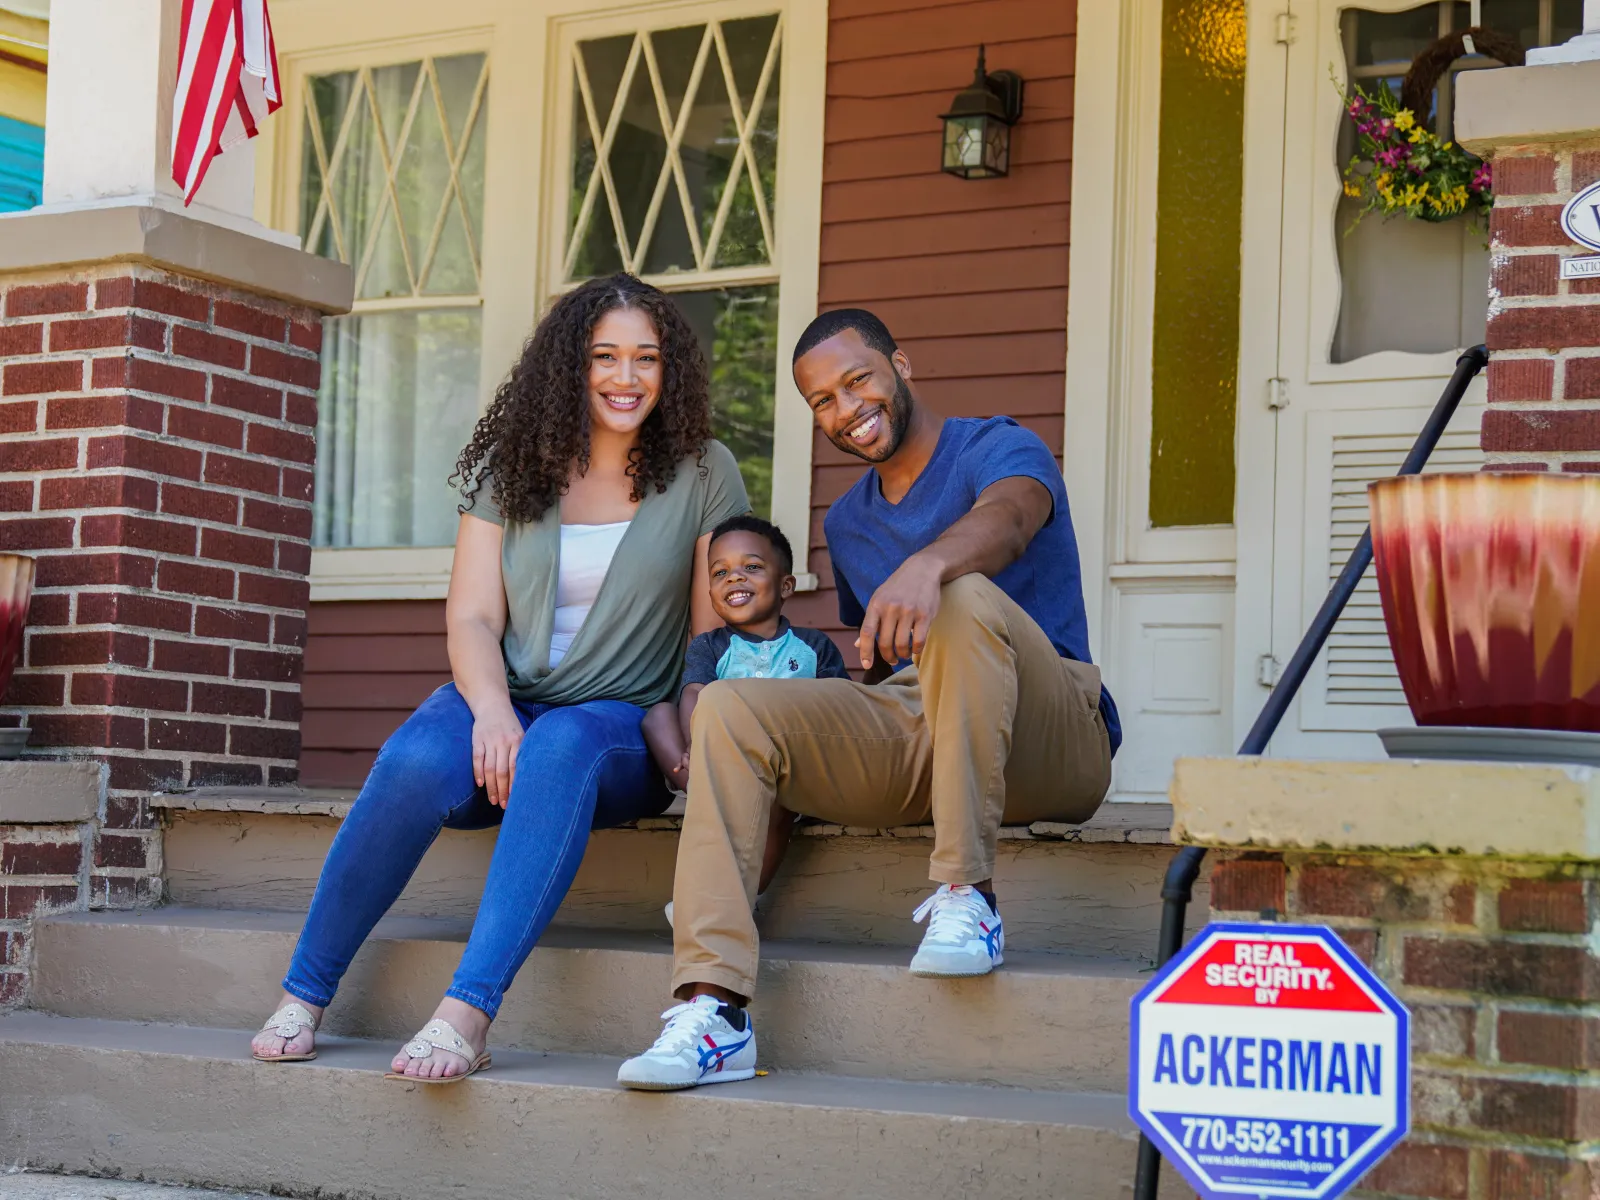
708,530,795,627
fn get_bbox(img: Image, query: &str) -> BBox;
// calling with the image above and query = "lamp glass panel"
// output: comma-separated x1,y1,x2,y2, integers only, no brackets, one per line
985,121,1009,174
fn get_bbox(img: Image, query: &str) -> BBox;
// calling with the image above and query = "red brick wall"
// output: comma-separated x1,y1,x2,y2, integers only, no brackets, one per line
0,265,324,953
1210,852,1600,1196
0,819,87,1004
1482,144,1600,468
783,0,1075,639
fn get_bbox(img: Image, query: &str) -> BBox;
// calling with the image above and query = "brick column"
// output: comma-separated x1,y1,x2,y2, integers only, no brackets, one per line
1459,62,1600,470
1210,852,1600,1199
0,202,349,1007
0,261,328,900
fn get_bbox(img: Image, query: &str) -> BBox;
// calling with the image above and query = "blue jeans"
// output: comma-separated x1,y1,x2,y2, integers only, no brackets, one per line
282,683,669,1020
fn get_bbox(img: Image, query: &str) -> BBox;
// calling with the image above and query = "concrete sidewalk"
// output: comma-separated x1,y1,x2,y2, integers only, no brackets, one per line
0,1175,282,1199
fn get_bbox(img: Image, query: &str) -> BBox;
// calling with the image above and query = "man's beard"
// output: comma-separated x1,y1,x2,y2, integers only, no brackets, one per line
832,372,913,464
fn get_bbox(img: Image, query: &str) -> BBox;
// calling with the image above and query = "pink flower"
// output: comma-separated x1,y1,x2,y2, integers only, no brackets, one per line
1470,163,1492,192
1376,145,1409,168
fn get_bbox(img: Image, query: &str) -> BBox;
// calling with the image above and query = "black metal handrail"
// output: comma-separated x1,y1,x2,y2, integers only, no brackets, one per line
1131,344,1488,1200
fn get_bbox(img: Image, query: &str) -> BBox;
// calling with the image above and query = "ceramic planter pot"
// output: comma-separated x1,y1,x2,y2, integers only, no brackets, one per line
0,553,33,702
1369,473,1600,731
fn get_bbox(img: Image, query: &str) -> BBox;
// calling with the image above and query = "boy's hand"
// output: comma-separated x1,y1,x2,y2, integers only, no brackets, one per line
857,550,944,671
667,749,691,793
472,705,525,808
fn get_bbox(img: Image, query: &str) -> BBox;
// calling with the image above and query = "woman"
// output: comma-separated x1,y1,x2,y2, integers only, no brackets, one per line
250,273,748,1081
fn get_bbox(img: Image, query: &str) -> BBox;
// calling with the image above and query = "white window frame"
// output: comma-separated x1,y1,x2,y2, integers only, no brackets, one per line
258,0,824,601
544,0,824,588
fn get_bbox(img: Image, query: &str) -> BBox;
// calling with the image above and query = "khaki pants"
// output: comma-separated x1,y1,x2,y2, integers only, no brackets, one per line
670,573,1112,1001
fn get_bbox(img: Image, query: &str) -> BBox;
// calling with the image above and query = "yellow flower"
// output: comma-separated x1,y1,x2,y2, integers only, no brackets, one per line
1394,109,1416,131
1408,126,1427,144
1343,180,1363,198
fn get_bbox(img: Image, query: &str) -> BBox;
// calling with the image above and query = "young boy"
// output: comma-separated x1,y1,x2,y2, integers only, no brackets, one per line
644,515,851,903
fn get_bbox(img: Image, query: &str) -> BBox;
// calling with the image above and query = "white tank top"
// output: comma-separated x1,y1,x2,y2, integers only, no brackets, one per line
549,521,629,668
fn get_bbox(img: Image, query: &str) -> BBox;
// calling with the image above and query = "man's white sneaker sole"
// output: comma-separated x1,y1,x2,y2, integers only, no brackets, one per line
909,949,1004,977
616,1065,757,1091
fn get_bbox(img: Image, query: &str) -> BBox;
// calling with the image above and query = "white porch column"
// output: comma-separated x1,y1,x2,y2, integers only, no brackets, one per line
1526,0,1600,63
39,0,294,245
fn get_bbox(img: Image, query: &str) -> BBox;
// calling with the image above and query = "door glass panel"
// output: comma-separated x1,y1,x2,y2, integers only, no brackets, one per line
1333,1,1579,362
1147,0,1247,529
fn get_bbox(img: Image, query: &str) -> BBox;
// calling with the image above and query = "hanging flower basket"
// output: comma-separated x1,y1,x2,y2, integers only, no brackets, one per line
1337,27,1522,229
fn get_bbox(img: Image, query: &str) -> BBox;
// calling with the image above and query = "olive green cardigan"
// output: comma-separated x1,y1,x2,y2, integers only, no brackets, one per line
465,440,749,708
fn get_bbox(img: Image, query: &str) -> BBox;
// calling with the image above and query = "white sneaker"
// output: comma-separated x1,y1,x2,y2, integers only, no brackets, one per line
908,884,1004,977
616,994,757,1091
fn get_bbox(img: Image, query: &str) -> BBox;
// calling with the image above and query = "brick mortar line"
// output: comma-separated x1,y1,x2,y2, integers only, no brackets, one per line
13,505,315,544
10,673,306,693
22,542,315,578
23,629,308,649
0,384,320,435
34,307,325,355
0,334,322,367
0,472,317,512
1491,294,1600,310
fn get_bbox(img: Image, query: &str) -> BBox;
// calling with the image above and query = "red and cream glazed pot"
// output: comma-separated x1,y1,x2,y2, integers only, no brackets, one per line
0,554,32,703
1368,473,1600,732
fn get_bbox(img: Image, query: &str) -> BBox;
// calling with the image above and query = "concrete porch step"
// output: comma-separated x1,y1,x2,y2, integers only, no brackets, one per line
0,1013,1188,1200
31,907,1145,1091
156,796,1205,961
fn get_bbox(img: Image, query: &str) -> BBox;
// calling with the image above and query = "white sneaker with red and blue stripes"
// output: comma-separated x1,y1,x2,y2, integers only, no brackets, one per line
908,884,1004,977
616,994,757,1091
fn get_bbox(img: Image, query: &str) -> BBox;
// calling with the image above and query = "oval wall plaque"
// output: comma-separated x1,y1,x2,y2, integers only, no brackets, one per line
1562,180,1600,252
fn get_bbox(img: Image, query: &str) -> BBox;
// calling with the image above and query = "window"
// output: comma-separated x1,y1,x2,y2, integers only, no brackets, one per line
1147,0,1247,529
299,53,490,548
1332,0,1581,361
559,13,784,518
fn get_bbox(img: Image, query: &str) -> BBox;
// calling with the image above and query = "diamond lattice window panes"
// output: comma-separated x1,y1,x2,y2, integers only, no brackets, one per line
300,53,489,550
564,14,781,283
560,14,784,518
303,53,488,298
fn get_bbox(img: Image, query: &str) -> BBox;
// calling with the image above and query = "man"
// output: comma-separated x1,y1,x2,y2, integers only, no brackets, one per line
617,308,1121,1091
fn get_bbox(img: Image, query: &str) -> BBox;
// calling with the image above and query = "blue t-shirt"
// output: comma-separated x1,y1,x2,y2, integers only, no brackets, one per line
681,619,851,696
823,416,1121,754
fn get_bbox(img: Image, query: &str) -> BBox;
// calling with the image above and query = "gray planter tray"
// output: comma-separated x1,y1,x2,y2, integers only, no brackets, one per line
1380,725,1600,768
0,727,29,760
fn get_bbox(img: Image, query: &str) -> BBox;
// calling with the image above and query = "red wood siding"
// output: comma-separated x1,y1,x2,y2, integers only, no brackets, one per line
297,0,1076,785
300,600,448,788
784,0,1076,638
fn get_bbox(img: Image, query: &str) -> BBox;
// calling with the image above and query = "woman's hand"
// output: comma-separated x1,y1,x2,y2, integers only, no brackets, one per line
472,704,525,808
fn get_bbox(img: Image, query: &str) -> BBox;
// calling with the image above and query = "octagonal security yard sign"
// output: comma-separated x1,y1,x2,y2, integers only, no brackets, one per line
1129,923,1409,1200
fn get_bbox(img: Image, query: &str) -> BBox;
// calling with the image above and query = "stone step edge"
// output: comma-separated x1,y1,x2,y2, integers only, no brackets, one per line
150,789,1176,845
34,905,1153,978
0,1011,1137,1130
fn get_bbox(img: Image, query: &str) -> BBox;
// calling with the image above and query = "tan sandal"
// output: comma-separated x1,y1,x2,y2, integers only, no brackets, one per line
384,1018,492,1084
253,1002,319,1063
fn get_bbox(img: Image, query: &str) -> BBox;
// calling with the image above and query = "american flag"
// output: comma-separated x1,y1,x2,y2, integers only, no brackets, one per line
171,0,282,205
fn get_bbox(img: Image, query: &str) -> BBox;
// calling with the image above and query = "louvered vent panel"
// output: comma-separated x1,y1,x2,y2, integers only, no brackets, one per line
1324,431,1483,707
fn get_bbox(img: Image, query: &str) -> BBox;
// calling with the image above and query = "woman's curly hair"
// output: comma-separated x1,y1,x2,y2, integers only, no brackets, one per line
453,273,714,524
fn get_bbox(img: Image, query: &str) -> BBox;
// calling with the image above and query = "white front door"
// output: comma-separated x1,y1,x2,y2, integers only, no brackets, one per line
1228,0,1592,759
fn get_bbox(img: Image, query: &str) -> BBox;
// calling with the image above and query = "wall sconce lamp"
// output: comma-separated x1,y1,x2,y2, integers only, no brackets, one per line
940,45,1024,180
